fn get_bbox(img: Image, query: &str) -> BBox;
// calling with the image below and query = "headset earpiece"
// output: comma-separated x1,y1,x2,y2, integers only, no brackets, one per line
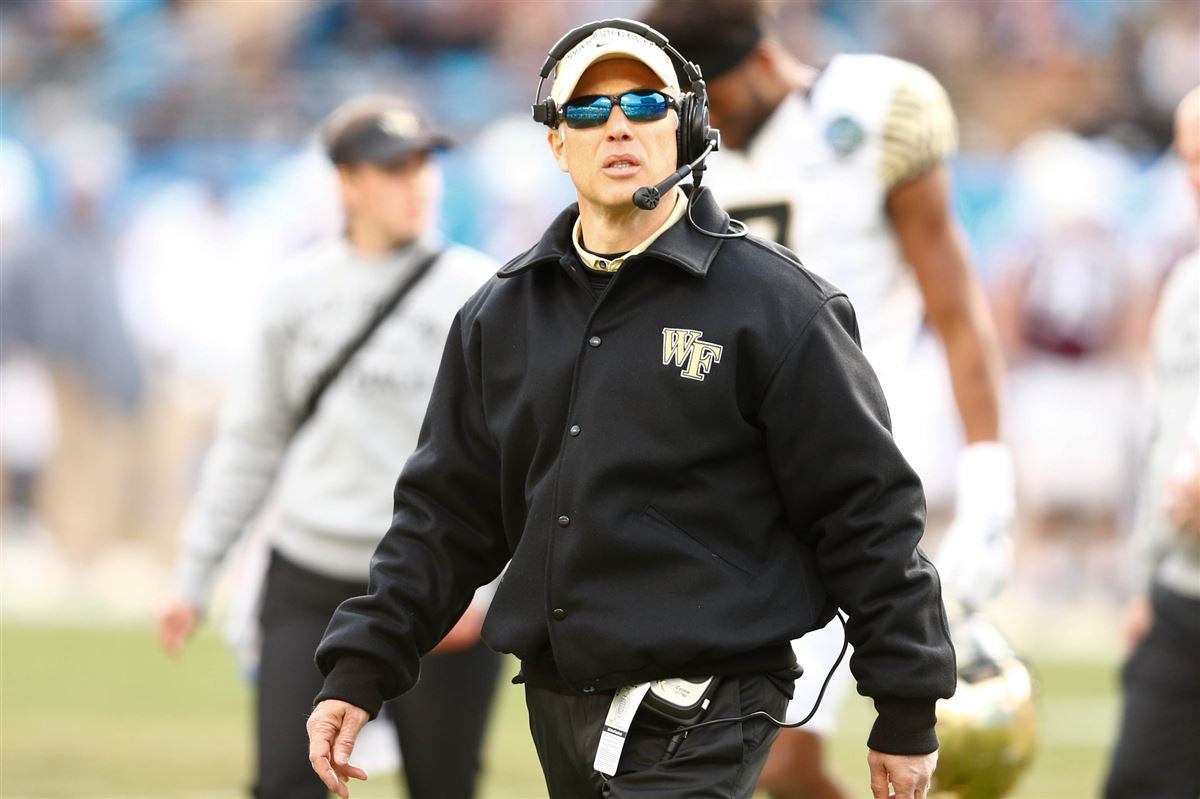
677,93,694,167
532,97,559,129
675,89,711,167
674,87,714,167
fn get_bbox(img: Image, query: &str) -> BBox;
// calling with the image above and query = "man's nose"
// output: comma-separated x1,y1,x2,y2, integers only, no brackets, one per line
605,108,634,141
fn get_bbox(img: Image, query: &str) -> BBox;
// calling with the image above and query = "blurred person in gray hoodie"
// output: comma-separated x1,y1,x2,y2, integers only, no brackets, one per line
156,97,501,799
1104,85,1200,799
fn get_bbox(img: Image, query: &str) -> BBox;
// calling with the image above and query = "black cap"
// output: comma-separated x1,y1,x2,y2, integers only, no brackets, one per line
321,96,454,167
641,0,764,81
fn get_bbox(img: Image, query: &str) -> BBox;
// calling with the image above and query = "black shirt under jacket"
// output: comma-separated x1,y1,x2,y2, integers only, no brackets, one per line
315,186,955,755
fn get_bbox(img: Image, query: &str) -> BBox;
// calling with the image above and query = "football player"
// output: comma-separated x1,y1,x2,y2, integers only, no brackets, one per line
642,3,1012,797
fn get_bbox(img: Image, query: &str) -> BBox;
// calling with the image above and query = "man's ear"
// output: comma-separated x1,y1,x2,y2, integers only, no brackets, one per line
335,165,359,210
547,127,570,173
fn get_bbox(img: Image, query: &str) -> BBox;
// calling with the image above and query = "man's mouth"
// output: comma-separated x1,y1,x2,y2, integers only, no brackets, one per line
602,155,641,177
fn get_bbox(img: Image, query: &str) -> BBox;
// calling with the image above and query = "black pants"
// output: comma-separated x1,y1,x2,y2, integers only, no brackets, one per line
255,550,502,799
525,672,791,798
1104,586,1200,799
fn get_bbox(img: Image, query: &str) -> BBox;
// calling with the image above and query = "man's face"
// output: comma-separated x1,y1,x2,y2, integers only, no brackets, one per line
706,69,757,150
705,48,776,151
338,152,440,245
548,59,678,212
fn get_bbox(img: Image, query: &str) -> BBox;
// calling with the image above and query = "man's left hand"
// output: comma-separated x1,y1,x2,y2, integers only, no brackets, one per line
868,749,937,799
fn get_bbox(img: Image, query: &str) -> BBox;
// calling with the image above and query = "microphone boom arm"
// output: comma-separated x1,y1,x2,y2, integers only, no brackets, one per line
631,140,717,211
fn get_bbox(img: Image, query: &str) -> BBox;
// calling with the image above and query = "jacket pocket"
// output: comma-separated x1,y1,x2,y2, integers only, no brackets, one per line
645,505,754,580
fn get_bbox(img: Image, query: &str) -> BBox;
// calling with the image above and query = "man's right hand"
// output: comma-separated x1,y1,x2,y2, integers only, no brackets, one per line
307,699,370,798
156,598,199,657
868,748,937,799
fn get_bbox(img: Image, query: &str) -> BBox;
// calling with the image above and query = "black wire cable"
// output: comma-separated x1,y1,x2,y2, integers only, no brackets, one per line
681,179,744,239
686,184,748,240
660,612,850,752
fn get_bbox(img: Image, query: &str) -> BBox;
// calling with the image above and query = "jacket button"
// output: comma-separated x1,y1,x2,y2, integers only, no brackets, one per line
557,515,570,527
552,608,566,621
569,425,581,436
588,336,602,348
582,684,596,694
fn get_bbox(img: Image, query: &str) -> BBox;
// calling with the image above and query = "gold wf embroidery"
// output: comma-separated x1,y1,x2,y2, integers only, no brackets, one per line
662,328,723,382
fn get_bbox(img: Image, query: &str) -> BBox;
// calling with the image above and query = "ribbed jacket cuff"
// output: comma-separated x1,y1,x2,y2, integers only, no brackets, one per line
314,655,388,720
868,699,939,754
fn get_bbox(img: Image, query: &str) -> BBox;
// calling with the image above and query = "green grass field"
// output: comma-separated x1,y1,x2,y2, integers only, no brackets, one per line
1,623,1119,798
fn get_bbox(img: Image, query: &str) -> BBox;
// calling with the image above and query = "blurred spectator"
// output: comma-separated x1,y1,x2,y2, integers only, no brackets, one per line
1136,1,1200,138
0,357,57,537
990,130,1150,598
0,139,39,247
0,120,145,562
1104,84,1200,799
0,139,50,534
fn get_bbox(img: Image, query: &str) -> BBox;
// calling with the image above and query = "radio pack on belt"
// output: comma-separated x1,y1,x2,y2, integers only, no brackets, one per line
642,676,721,725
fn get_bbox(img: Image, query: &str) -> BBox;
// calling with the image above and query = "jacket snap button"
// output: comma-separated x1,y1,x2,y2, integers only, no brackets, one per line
552,608,566,620
583,684,596,694
588,336,602,348
569,425,581,436
557,515,570,527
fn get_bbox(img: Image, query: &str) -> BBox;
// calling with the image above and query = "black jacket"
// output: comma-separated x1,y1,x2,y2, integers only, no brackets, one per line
316,187,955,754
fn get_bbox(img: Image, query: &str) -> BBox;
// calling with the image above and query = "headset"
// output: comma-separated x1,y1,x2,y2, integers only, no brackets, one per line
531,18,731,218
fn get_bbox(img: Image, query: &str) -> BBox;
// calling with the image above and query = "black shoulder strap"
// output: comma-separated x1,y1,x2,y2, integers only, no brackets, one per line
293,248,443,434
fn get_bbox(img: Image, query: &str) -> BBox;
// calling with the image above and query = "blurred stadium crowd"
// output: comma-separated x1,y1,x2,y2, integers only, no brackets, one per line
0,0,1197,619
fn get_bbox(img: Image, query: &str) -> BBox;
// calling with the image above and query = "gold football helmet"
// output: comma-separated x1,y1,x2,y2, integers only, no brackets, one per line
931,610,1039,799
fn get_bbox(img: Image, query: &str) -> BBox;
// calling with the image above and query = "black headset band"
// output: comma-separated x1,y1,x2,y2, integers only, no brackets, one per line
532,17,704,115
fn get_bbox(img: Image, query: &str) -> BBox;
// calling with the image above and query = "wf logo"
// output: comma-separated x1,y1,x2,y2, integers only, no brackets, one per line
662,328,723,382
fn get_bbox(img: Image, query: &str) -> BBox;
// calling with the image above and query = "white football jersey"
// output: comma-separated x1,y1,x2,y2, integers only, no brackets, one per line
702,54,958,385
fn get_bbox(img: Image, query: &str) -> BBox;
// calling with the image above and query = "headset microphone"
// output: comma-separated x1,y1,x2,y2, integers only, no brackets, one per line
633,140,716,210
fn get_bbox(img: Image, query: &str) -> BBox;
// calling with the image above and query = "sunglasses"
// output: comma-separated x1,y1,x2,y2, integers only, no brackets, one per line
562,89,678,129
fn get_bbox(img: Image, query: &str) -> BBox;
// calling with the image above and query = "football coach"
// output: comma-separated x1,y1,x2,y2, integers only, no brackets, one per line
307,18,955,799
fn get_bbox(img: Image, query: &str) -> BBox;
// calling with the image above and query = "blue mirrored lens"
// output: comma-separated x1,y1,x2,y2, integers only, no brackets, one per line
620,91,669,122
563,96,613,128
563,91,671,128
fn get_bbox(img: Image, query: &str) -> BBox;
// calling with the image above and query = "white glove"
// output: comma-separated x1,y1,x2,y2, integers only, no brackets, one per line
935,442,1016,610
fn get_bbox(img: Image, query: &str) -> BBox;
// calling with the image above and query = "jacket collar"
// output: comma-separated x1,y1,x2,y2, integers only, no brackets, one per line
497,185,730,280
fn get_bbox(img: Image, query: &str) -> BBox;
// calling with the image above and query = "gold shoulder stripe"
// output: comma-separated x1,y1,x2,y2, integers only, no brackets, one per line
880,70,958,191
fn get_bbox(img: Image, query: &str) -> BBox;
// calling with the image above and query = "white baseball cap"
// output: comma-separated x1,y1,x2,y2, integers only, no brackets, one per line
550,26,680,106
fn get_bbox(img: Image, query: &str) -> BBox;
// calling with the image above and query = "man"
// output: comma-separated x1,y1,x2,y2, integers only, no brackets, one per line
156,97,501,799
0,122,145,562
1104,85,1200,799
307,22,954,799
641,3,1010,797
